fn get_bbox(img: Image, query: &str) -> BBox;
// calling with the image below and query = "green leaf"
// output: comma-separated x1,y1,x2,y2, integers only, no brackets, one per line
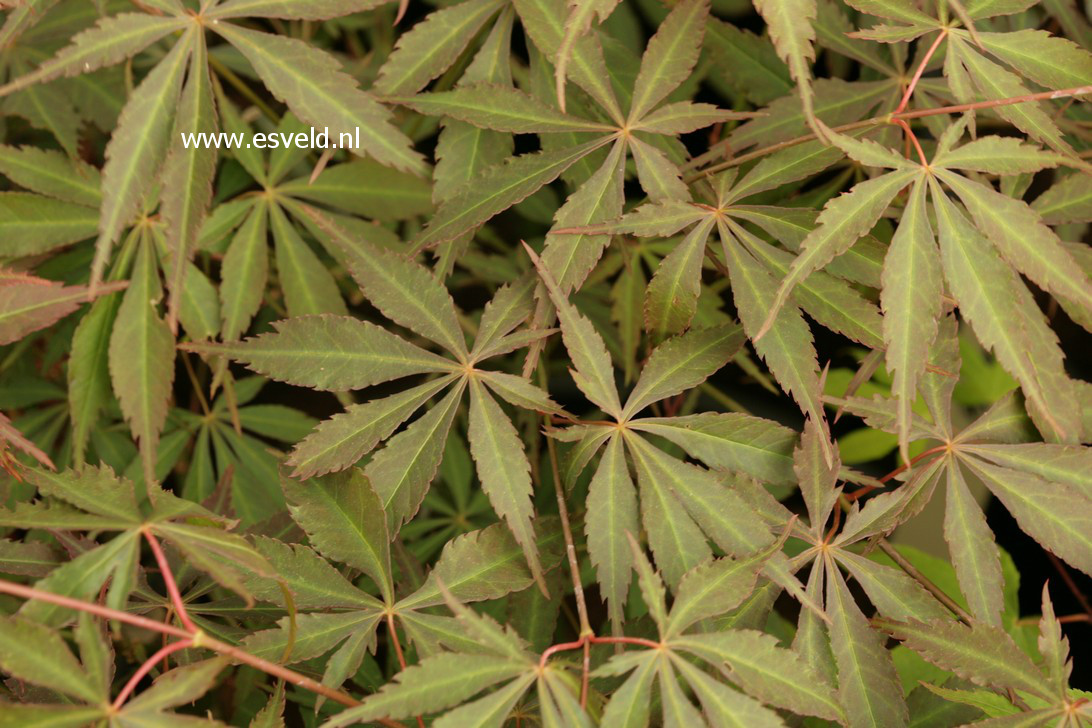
0,615,100,703
91,30,193,287
539,138,627,293
288,376,453,478
0,145,100,206
629,135,689,202
933,135,1064,175
721,224,832,464
368,382,465,532
479,371,565,414
281,467,394,603
943,459,1004,627
1032,172,1092,225
624,434,713,589
598,655,656,727
467,377,545,590
628,0,707,121
414,137,612,252
210,0,390,19
643,217,714,339
375,0,507,95
161,33,216,333
950,39,1071,154
0,278,126,346
248,537,379,610
673,630,843,721
756,168,916,340
936,169,1092,316
529,245,623,418
218,202,269,342
214,22,427,176
724,139,844,203
268,203,347,317
108,235,174,486
184,314,456,392
630,412,796,485
665,528,787,637
585,435,638,628
753,0,820,138
281,159,434,222
624,323,744,419
877,618,1054,699
930,181,1080,444
120,658,226,717
241,610,380,663
400,519,561,610
882,178,942,463
0,193,98,256
0,13,187,91
636,102,746,135
826,564,908,728
393,84,613,133
705,19,792,105
513,0,624,122
669,653,786,728
977,29,1092,89
962,455,1092,577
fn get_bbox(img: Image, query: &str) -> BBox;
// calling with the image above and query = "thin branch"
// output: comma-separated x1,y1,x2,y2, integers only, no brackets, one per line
896,30,948,114
0,579,192,638
144,530,197,633
0,578,407,728
878,539,974,624
112,640,192,709
1047,553,1092,618
686,84,1092,182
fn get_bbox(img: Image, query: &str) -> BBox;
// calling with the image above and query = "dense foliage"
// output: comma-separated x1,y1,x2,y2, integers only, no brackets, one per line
1,0,1091,725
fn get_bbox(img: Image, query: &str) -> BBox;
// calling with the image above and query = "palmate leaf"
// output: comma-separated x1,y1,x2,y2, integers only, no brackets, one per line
391,84,614,134
0,192,98,256
108,233,174,486
672,630,844,722
182,315,457,392
623,323,744,419
374,0,507,96
528,244,623,418
585,435,638,628
878,618,1054,700
160,31,216,333
943,458,1005,627
0,145,100,207
513,0,624,123
288,376,454,479
756,167,917,340
936,169,1092,316
281,467,394,604
539,138,627,296
881,177,942,464
297,205,468,359
467,377,546,592
720,222,833,465
929,179,1081,443
627,0,708,122
91,29,193,288
753,0,822,139
826,561,908,728
208,0,393,20
212,23,426,176
553,0,620,111
644,217,715,340
0,275,126,346
413,136,613,253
